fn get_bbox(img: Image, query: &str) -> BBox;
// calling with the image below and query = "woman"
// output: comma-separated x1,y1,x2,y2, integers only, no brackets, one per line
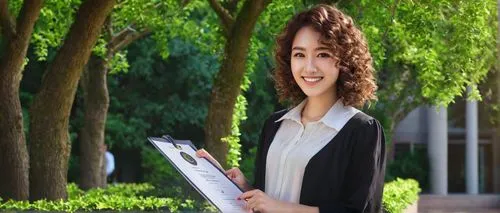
197,4,385,213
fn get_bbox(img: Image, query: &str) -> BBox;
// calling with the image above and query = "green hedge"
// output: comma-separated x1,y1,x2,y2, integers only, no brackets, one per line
1,179,419,212
0,183,215,212
383,178,421,213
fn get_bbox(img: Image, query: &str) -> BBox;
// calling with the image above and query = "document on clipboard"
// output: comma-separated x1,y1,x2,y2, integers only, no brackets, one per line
147,136,246,213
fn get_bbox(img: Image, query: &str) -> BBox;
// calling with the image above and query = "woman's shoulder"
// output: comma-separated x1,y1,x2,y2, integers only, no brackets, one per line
347,111,382,131
264,109,289,123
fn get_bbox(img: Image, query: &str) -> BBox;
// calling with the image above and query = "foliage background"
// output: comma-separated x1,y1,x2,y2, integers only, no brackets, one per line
10,0,497,208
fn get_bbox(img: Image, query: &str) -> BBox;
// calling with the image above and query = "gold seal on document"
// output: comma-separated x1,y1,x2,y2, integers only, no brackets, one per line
180,151,197,166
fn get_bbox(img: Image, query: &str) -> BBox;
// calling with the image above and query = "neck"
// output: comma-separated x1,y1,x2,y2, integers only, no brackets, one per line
301,90,338,123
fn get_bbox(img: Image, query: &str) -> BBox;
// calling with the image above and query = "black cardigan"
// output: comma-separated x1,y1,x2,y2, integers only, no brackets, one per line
253,110,386,213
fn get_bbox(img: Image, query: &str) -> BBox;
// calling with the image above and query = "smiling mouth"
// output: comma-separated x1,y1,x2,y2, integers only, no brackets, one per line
302,77,323,83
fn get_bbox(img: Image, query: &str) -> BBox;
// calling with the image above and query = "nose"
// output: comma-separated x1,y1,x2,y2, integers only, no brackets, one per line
305,58,317,73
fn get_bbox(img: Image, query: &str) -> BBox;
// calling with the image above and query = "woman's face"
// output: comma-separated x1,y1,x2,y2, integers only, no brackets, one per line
290,26,339,99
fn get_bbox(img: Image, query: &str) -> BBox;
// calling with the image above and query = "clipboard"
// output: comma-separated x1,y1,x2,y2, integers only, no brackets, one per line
147,135,246,212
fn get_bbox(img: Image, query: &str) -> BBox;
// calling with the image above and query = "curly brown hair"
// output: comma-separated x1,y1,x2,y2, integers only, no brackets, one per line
274,4,377,108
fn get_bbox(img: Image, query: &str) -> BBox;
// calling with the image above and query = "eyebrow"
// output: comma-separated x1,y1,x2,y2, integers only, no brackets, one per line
292,46,332,51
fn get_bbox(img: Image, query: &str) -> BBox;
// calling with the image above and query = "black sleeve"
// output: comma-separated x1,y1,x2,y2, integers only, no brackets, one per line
252,115,272,191
319,119,386,213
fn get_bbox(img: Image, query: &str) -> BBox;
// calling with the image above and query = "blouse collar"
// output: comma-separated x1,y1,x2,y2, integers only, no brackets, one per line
276,98,359,131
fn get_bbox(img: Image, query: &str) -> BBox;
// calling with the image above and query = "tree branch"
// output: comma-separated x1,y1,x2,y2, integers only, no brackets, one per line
108,25,150,54
105,0,166,55
208,0,235,36
108,24,134,49
112,28,151,53
0,0,16,37
15,0,43,38
104,16,113,41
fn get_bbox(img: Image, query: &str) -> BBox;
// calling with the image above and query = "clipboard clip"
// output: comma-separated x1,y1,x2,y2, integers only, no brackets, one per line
162,135,181,149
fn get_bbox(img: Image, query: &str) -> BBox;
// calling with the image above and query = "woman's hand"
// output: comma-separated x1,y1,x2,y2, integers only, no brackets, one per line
239,190,319,213
195,148,224,170
238,189,287,213
225,167,252,192
195,149,252,191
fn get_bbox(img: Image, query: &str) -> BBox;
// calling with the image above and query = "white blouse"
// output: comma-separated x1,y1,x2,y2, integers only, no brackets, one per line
265,98,359,203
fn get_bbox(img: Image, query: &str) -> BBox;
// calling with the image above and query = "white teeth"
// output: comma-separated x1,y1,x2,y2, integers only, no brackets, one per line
303,77,322,82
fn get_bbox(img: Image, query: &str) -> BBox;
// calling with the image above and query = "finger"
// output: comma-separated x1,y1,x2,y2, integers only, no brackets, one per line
233,167,242,173
225,168,238,178
195,149,208,158
196,149,224,170
239,189,259,200
244,198,252,211
248,199,261,213
229,167,242,174
224,168,235,175
203,153,223,169
197,149,214,160
245,202,253,212
246,197,256,209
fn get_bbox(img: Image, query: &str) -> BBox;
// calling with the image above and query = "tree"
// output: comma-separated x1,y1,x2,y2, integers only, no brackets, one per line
0,0,43,201
78,0,200,190
204,0,271,167
335,0,496,162
22,0,217,191
333,0,496,134
28,0,115,200
77,9,152,191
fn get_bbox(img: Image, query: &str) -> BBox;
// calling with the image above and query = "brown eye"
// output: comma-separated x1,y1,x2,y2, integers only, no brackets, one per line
293,52,305,57
318,53,331,58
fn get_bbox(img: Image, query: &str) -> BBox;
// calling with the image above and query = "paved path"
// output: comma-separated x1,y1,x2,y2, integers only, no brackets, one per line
418,194,500,213
419,208,500,213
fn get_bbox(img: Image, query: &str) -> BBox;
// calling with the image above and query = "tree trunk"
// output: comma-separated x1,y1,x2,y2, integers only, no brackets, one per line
387,103,419,161
0,0,43,200
77,20,149,190
493,0,500,193
100,149,108,187
77,24,149,190
0,45,30,201
79,55,110,190
28,0,115,200
204,0,270,167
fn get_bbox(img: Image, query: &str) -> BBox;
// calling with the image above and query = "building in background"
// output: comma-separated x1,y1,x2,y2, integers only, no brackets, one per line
392,98,500,194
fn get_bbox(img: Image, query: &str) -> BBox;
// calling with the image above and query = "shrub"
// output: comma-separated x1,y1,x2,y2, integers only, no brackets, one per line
0,183,214,212
383,178,421,213
1,179,420,212
385,147,429,192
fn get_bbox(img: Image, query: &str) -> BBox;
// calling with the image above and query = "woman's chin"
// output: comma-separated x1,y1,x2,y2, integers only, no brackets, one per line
301,87,336,100
302,90,324,98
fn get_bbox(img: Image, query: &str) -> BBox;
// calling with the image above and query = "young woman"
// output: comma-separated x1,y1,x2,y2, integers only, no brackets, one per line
197,4,385,213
